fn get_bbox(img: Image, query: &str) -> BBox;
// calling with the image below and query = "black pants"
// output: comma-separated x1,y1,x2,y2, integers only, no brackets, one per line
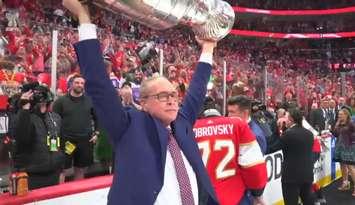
63,137,94,169
28,171,61,190
282,182,315,205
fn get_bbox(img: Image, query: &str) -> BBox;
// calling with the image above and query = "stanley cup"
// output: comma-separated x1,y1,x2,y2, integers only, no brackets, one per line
93,0,235,41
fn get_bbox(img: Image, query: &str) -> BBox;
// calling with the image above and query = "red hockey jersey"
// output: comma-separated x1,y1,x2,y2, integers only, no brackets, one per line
194,116,267,205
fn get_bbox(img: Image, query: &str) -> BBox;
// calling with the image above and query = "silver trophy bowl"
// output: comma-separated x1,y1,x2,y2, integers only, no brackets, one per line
93,0,235,41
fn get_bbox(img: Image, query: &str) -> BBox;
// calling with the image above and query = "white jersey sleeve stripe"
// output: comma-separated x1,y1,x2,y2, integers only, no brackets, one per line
239,140,265,167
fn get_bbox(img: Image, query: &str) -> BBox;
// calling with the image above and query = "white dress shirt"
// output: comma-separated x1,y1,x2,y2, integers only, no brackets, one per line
154,150,199,205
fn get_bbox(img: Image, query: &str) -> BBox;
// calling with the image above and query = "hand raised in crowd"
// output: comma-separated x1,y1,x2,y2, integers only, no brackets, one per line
62,0,91,24
195,36,217,54
334,120,340,129
335,116,346,127
20,90,33,110
120,87,133,105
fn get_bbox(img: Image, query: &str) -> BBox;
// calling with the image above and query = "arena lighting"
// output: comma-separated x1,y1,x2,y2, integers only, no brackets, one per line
230,29,355,39
233,6,355,15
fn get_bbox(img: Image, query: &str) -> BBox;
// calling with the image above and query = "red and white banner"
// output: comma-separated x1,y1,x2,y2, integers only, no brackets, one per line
229,29,355,39
233,6,355,15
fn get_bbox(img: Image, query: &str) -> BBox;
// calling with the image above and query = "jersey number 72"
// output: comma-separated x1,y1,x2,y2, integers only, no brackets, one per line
198,139,236,179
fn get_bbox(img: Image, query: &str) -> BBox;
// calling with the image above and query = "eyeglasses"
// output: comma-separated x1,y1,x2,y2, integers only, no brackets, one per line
142,91,178,102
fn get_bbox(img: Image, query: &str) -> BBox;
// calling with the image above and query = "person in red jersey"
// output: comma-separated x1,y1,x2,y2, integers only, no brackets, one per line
194,98,267,205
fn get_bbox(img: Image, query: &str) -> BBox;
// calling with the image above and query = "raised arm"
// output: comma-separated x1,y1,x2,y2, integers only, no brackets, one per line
63,0,129,144
180,39,216,125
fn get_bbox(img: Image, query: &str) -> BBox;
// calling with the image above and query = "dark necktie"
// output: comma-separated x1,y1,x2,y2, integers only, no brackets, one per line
167,129,195,205
331,109,335,121
326,109,331,120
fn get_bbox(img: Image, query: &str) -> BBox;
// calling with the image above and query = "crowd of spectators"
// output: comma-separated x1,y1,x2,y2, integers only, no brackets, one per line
0,0,353,116
235,16,355,33
0,1,354,199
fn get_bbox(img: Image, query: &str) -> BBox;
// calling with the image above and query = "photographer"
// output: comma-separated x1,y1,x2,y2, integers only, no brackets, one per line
251,100,274,137
13,83,64,190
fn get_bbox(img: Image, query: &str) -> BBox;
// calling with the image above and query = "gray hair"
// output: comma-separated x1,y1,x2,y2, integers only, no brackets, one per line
140,76,169,98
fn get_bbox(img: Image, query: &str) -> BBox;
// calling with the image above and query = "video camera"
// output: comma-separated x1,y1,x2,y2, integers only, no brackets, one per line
19,82,54,105
250,100,274,137
136,41,158,65
251,100,274,124
21,82,53,104
251,101,266,113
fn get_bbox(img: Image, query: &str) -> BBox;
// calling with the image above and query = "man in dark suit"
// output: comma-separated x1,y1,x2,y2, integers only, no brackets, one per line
63,1,218,204
278,108,315,205
328,98,337,129
337,97,346,111
308,99,328,131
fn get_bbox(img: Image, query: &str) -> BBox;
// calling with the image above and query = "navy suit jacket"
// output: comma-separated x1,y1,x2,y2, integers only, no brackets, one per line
248,120,267,155
74,39,218,205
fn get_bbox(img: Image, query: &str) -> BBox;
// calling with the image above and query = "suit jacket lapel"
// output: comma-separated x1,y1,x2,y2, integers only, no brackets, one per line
170,122,198,169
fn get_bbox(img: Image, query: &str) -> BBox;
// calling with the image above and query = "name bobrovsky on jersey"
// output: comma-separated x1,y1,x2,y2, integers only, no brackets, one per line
193,124,234,138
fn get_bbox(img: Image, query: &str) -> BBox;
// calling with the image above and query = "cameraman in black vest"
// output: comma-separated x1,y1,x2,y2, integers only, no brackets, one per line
13,83,64,190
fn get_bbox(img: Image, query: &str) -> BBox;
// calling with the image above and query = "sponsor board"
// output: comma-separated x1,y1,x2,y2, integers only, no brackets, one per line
263,137,341,205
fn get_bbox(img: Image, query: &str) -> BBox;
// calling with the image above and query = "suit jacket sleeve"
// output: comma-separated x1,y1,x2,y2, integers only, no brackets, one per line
180,62,212,125
74,39,129,144
265,132,282,154
280,129,292,146
308,110,316,128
